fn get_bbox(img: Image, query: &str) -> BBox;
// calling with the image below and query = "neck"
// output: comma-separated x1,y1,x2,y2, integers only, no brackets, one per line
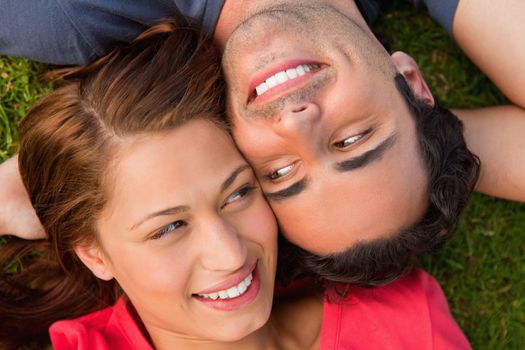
213,0,370,50
147,296,323,350
151,322,276,350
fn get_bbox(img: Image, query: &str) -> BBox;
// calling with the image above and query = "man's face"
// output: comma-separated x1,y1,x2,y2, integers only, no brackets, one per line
222,4,429,255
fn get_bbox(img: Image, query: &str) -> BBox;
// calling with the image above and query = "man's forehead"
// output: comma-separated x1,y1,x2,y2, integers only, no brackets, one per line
273,164,429,254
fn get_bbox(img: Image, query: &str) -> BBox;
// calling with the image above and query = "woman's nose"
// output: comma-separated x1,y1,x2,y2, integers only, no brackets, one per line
198,215,248,272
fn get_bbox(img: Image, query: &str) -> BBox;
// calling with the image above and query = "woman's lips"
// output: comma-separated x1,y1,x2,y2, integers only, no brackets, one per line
193,262,261,312
195,260,257,295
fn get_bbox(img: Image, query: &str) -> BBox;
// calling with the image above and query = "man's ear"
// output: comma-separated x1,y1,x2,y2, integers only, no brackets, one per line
391,51,435,107
74,241,114,281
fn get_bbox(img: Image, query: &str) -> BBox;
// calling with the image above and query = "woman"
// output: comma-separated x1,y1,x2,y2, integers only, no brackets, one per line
0,19,470,349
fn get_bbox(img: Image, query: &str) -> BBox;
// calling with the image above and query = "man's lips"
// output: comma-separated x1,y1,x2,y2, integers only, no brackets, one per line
247,60,325,104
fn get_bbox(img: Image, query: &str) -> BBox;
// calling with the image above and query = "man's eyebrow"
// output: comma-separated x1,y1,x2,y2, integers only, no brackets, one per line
130,164,250,231
263,177,309,202
335,133,397,172
130,205,190,231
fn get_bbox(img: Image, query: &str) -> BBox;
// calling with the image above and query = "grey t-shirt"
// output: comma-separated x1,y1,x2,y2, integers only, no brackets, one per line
0,0,458,65
407,0,459,35
0,0,224,64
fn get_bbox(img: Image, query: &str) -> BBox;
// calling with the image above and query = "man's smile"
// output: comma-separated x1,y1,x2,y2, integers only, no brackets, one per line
248,61,326,104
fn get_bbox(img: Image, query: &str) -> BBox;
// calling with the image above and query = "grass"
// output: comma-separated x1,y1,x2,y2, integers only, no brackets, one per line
1,1,524,349
0,58,53,162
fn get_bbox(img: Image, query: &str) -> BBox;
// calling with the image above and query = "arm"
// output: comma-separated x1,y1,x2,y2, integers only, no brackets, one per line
0,155,45,239
455,106,525,202
453,0,525,109
451,0,525,201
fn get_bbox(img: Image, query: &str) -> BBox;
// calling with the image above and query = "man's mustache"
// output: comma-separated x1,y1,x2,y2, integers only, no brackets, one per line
239,71,335,120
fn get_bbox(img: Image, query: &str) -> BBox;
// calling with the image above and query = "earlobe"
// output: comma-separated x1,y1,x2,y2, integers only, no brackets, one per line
74,242,114,281
391,51,435,107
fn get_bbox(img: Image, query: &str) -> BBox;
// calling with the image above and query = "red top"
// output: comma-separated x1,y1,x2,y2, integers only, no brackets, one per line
319,269,470,349
50,299,152,350
50,269,470,350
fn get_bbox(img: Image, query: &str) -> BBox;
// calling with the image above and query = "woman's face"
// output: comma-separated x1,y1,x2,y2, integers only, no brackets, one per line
90,119,278,344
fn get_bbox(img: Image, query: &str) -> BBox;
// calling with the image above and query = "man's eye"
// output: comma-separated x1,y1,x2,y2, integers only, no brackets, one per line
333,128,372,149
151,220,185,240
267,163,294,181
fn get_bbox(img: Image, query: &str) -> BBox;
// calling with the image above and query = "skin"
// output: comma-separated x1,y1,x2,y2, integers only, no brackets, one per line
0,155,44,239
453,0,525,109
74,119,322,349
222,4,430,254
451,0,525,202
456,106,525,202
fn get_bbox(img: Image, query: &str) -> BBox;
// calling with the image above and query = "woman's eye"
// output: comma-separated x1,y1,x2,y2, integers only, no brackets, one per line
222,185,256,209
151,220,185,240
334,129,372,149
267,164,294,181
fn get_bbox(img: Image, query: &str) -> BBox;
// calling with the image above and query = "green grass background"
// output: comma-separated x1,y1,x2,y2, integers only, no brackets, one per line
1,1,524,349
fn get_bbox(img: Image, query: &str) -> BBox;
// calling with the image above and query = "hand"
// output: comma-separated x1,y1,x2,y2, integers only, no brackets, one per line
0,155,46,240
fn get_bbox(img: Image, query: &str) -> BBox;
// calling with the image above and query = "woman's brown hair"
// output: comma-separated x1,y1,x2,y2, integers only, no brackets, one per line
0,18,224,349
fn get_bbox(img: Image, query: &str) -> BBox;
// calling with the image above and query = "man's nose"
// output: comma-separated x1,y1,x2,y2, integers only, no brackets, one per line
273,102,321,139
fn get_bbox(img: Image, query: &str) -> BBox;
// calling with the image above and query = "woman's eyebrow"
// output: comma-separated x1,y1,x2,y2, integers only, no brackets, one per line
129,165,250,231
221,164,251,192
334,132,397,172
130,205,190,231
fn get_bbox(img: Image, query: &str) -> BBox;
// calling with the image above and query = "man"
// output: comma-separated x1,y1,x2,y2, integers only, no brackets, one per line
220,2,471,283
1,0,524,284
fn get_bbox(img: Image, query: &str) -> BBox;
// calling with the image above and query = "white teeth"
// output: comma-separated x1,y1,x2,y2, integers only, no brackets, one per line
275,71,288,84
286,68,298,79
197,272,253,300
255,82,269,96
254,64,318,97
237,280,247,294
266,75,278,88
227,286,240,298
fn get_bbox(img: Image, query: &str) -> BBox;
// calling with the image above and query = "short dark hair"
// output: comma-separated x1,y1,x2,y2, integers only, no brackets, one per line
277,74,480,289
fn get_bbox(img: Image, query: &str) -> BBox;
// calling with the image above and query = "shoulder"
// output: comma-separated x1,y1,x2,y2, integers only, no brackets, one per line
328,269,448,305
49,299,153,350
0,0,224,64
320,269,471,350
